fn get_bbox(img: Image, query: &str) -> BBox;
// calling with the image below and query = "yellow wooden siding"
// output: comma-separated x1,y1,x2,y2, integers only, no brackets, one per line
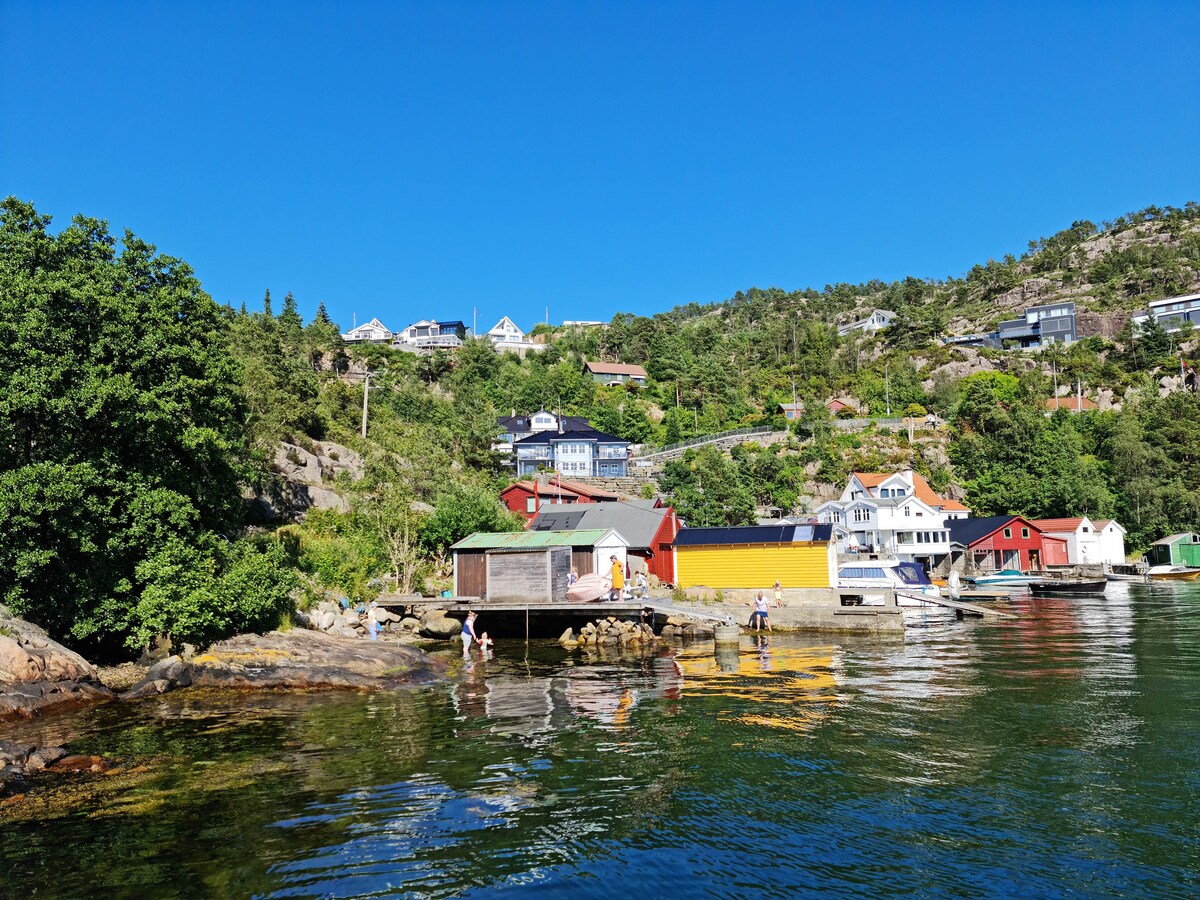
675,543,834,589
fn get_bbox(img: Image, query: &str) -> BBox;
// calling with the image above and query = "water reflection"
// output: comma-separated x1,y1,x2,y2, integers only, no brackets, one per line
3,584,1200,898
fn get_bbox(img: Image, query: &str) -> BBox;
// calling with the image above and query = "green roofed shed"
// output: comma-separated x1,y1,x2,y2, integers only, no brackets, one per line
452,528,629,601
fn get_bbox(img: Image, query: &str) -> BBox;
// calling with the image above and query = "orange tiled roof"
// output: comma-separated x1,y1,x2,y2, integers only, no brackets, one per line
1030,518,1086,533
1045,396,1098,411
851,471,970,512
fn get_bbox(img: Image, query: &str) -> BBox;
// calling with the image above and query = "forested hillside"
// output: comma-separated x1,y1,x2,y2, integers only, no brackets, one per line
3,197,1200,660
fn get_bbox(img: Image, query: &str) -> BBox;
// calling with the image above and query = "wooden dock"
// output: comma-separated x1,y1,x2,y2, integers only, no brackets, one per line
376,595,737,625
896,592,1017,619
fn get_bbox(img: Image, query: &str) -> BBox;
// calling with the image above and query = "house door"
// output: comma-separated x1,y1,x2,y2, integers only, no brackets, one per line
1028,549,1040,571
1003,549,1019,570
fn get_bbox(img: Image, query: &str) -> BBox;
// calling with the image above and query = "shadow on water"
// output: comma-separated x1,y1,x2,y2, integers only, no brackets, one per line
3,583,1200,897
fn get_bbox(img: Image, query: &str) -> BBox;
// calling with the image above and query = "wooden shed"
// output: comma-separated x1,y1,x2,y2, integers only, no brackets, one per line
452,529,629,602
672,524,836,590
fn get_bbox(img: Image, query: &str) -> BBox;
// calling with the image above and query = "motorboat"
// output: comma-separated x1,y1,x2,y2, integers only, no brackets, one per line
1104,564,1148,583
968,569,1041,587
1030,579,1108,596
838,560,941,607
1146,565,1200,581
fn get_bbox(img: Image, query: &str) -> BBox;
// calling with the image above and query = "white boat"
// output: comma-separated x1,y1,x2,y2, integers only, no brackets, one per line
1103,564,1147,583
838,560,941,607
1146,564,1200,582
969,569,1041,587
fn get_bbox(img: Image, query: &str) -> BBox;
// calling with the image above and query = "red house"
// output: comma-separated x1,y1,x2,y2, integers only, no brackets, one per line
948,515,1069,571
500,478,620,524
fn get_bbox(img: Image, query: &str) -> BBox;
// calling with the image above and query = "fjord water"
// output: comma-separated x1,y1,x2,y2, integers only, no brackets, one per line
3,585,1199,898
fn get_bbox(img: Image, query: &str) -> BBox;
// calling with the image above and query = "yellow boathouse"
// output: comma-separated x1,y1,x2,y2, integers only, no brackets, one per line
672,524,837,590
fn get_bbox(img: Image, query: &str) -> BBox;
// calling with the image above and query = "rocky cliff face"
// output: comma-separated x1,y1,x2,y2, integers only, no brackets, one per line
245,440,364,523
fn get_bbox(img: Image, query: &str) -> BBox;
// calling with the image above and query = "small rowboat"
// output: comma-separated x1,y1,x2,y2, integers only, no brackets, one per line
1030,579,1108,596
1104,564,1147,583
1146,565,1200,582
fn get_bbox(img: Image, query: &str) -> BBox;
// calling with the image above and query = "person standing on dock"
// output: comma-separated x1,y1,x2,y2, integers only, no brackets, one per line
948,568,962,601
609,555,625,602
750,592,772,632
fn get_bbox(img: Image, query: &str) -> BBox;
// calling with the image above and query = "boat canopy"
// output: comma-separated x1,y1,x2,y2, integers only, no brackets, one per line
895,562,933,586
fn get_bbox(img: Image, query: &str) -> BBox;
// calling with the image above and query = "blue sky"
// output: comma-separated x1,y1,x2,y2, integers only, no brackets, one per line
3,1,1198,334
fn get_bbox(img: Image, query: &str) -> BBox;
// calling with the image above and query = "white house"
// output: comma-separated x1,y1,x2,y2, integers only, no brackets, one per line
341,317,393,344
1028,517,1122,565
837,309,897,337
486,316,543,353
392,319,466,350
815,470,970,566
513,426,631,478
1095,520,1128,565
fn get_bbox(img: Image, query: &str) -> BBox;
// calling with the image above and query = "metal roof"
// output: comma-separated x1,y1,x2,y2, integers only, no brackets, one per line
531,501,671,548
672,524,833,547
451,528,622,550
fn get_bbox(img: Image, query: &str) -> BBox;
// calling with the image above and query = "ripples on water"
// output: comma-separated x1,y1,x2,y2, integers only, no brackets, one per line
3,584,1200,898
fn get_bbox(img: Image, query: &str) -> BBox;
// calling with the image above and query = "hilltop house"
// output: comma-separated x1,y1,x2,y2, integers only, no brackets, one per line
1131,291,1200,334
945,301,1078,350
815,471,970,567
1029,517,1126,566
947,515,1069,572
513,426,631,478
499,478,619,522
584,361,648,385
837,309,896,337
393,319,466,351
487,316,543,353
341,318,393,344
494,410,592,457
532,499,681,584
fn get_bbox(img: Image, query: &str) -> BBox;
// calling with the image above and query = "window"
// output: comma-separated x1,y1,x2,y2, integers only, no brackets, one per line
1021,528,1030,539
1082,526,1090,533
904,506,911,517
1003,527,1012,539
854,508,870,523
526,498,537,513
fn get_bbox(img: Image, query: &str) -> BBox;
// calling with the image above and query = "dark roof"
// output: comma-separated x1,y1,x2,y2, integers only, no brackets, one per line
947,516,1024,547
673,524,832,547
531,500,671,548
498,414,591,433
514,427,628,446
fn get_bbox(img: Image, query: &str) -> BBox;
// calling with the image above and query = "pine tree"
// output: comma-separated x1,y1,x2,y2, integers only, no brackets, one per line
315,301,331,325
262,288,273,318
280,291,303,332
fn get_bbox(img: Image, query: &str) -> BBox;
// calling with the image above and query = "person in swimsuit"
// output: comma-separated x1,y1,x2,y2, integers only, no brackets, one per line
749,592,772,632
461,611,477,654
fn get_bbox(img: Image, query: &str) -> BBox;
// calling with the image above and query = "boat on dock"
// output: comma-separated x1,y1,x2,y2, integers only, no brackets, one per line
1029,579,1108,596
837,560,941,607
1146,565,1200,581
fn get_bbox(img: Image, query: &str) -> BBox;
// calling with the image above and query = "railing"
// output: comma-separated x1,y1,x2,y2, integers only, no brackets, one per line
633,425,775,459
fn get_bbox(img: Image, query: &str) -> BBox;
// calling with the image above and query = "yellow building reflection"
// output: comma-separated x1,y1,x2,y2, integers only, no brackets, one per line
673,638,842,733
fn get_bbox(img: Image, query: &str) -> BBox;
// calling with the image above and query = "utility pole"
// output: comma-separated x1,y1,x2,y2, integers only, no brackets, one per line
472,307,476,337
885,361,891,417
361,372,375,439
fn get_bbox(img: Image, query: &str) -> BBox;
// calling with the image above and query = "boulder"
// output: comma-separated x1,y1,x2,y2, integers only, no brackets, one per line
372,607,400,624
122,655,193,700
399,617,422,632
317,611,337,631
1,613,111,721
419,615,462,639
558,628,575,646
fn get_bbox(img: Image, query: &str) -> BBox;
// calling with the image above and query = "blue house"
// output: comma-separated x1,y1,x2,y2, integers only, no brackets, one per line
513,426,631,478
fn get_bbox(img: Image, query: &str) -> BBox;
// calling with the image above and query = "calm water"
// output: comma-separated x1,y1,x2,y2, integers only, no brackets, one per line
3,584,1199,898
